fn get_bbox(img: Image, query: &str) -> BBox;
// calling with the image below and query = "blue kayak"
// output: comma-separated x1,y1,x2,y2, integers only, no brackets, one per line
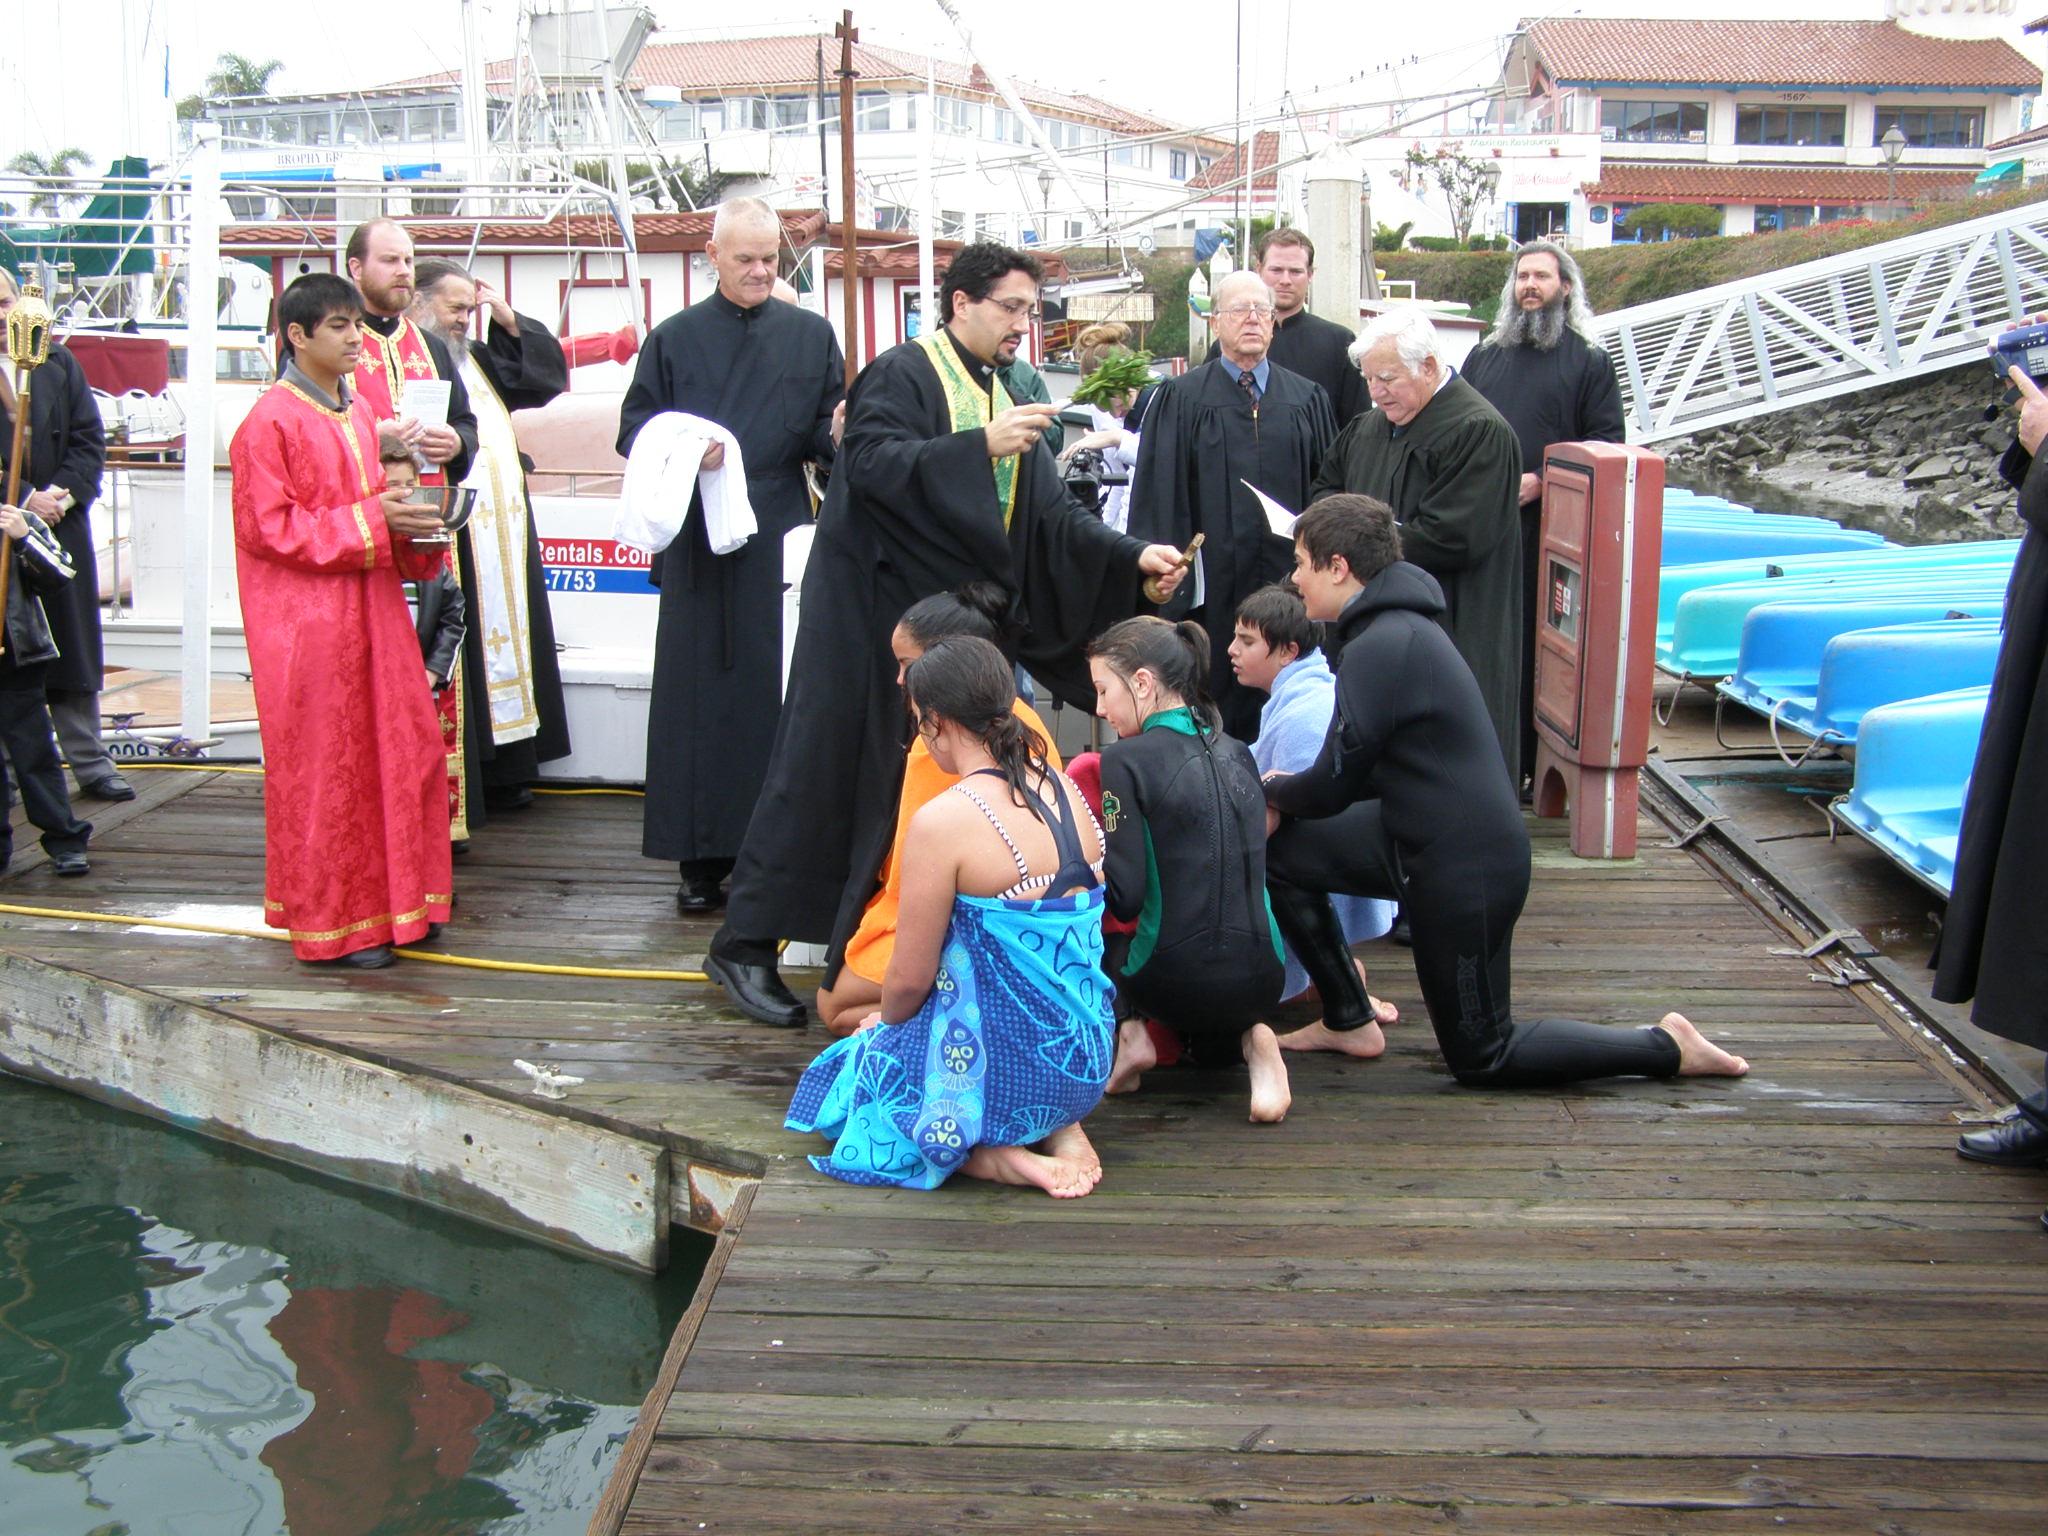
1660,522,1890,568
1720,616,2007,744
1832,686,1992,895
1657,540,2017,650
1662,570,2013,680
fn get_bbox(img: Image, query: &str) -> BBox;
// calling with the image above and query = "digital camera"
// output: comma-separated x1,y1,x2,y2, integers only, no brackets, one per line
1990,321,2048,385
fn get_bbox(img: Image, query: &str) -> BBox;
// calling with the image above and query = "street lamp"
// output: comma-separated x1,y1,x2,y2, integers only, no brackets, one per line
1037,167,1054,246
1477,159,1502,244
1881,124,1907,221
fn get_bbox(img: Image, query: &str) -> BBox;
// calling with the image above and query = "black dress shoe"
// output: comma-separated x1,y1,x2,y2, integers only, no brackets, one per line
336,945,395,970
704,951,808,1027
1958,1114,2048,1168
676,875,725,913
486,785,534,812
50,851,90,876
82,773,137,802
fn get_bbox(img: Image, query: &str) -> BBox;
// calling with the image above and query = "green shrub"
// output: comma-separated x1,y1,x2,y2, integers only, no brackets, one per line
1377,250,1514,312
1621,203,1723,241
1578,183,2048,310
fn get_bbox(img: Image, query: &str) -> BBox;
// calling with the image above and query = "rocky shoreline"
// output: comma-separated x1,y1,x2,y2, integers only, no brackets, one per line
1658,362,2026,543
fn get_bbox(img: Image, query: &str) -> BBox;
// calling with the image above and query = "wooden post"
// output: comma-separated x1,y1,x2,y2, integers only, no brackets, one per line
835,10,860,385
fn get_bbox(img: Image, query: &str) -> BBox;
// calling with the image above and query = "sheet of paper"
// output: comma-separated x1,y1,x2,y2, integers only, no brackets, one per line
399,378,452,431
1191,546,1206,609
1241,478,1297,537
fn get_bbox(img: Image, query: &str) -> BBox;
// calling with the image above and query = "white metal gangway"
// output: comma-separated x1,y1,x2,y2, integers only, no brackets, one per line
1595,199,2048,443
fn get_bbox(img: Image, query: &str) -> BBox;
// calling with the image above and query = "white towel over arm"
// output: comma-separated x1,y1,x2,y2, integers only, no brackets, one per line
615,410,757,555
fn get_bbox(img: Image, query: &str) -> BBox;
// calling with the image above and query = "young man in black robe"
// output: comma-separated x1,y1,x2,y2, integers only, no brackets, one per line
1203,228,1367,426
0,269,123,800
616,200,846,912
704,242,1188,1026
1129,269,1336,739
1463,242,1626,785
1309,307,1524,783
1941,359,2048,1210
410,260,575,816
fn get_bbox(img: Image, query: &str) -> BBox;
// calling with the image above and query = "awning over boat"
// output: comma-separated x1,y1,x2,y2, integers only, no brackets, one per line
1976,159,2025,184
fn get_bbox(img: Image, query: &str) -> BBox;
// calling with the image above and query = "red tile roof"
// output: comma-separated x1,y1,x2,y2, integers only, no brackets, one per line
1582,163,1977,205
1524,17,2038,91
1187,130,1279,193
388,34,1205,141
1990,121,2048,152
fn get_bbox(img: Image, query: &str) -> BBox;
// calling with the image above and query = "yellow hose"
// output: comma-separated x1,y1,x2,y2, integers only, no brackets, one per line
0,900,712,982
98,762,644,795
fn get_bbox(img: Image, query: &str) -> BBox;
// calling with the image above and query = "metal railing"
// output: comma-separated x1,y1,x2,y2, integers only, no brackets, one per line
1596,200,2048,442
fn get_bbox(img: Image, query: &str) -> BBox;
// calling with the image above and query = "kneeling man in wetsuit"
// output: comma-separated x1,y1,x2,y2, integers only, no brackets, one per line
1261,493,1749,1087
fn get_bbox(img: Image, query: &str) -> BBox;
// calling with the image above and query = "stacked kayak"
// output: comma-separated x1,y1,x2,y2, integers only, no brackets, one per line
1744,618,2006,747
1830,687,1992,895
1663,569,2010,681
1653,494,2010,897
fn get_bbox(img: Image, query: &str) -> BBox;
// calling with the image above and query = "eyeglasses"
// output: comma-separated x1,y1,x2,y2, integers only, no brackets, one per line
985,296,1044,322
1216,303,1276,320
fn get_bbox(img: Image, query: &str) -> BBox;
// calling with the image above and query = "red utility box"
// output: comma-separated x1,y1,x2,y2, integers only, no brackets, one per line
1530,442,1664,859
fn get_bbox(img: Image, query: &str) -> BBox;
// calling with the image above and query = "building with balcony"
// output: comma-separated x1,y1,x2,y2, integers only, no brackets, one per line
1500,6,2041,244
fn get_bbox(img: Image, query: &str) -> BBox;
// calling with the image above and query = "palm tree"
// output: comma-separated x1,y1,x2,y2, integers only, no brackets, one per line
205,53,284,101
6,148,94,217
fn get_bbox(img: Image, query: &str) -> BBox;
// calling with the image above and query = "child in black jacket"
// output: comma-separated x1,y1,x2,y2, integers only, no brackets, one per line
1087,616,1290,1121
0,502,92,874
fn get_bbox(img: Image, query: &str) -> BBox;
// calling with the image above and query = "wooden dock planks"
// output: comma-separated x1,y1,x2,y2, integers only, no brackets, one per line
6,768,2047,1528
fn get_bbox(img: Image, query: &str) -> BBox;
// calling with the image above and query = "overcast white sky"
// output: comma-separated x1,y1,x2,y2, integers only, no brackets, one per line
0,0,2006,171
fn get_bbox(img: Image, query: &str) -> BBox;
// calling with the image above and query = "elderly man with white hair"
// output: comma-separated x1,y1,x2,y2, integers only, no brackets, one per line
1128,269,1336,738
618,197,847,915
1307,306,1524,783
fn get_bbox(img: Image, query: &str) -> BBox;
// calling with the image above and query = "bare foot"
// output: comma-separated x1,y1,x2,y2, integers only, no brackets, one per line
1244,1023,1292,1123
1105,1016,1157,1094
1656,1011,1750,1077
961,1143,1096,1198
1277,1017,1387,1058
1040,1122,1103,1189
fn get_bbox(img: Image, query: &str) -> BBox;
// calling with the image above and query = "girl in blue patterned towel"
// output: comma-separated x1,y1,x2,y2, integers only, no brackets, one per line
785,636,1114,1197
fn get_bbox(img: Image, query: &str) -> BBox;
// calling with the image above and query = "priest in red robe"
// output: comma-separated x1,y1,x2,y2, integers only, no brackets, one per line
230,273,454,968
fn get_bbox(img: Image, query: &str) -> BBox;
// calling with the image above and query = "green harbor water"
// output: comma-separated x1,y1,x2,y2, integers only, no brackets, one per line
0,1074,707,1535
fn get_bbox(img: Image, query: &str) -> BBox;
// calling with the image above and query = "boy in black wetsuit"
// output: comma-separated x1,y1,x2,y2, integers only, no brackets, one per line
1261,494,1749,1087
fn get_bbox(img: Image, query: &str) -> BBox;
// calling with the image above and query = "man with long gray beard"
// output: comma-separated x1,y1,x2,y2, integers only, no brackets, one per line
408,260,573,821
1462,241,1624,788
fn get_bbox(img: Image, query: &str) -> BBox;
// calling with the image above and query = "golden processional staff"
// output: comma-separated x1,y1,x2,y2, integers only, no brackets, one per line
0,278,53,658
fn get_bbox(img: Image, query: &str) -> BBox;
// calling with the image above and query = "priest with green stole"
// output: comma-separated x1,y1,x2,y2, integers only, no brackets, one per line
1309,307,1525,784
703,242,1189,1028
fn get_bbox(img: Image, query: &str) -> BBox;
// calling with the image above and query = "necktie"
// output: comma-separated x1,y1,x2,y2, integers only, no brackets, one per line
1238,368,1260,407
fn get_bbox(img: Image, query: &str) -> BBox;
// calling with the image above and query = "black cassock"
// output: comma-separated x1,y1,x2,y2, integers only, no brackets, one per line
0,344,106,693
617,290,844,865
1126,359,1335,738
1463,331,1626,779
1206,307,1368,426
1309,372,1524,784
1933,440,2048,1049
720,328,1151,968
461,313,574,793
